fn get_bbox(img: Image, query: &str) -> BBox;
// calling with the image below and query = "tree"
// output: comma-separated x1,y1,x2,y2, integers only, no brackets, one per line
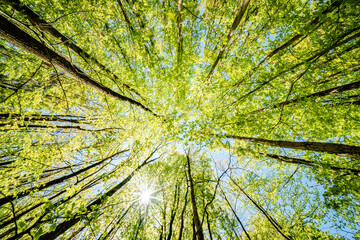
0,0,359,239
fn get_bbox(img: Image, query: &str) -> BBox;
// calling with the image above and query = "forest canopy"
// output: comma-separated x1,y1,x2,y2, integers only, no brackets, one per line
0,0,359,239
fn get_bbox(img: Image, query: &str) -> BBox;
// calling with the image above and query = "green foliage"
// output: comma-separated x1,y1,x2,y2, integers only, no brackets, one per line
0,0,359,239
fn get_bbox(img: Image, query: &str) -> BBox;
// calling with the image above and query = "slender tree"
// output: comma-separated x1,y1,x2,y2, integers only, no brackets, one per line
216,134,360,159
0,15,157,116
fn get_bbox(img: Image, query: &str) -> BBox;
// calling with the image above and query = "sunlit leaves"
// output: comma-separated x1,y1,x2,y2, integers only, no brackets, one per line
0,0,359,239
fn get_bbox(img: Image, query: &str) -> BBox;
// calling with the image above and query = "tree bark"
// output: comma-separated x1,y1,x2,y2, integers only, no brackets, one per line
0,123,122,132
205,0,251,82
235,27,360,102
178,187,188,240
249,80,360,115
117,0,135,32
221,187,251,240
6,0,142,97
229,176,291,240
255,1,341,69
38,149,157,240
167,183,180,240
0,15,158,117
186,154,204,240
0,150,128,207
102,204,133,240
0,113,86,124
219,134,360,159
6,175,101,240
261,152,360,176
176,0,183,64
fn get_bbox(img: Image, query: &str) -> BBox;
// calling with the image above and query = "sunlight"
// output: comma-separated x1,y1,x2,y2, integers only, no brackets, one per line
139,189,153,204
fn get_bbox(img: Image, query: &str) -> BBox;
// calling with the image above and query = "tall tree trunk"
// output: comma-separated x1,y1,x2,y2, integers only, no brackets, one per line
167,182,180,240
205,211,213,240
235,27,360,101
186,154,204,240
176,0,183,64
249,80,360,115
0,160,14,167
66,226,86,240
220,187,251,240
117,0,135,32
5,0,142,97
0,150,128,207
219,134,360,159
229,176,291,240
261,152,360,176
0,15,158,117
6,175,102,240
255,1,341,70
205,0,251,82
0,113,86,124
0,180,76,229
102,204,133,240
178,187,188,240
0,123,122,132
38,149,157,240
114,0,155,56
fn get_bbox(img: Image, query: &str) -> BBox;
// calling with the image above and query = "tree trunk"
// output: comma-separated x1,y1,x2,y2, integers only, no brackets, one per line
0,15,157,117
186,154,204,240
221,187,251,240
0,123,122,132
255,1,340,69
5,176,100,240
6,0,142,97
249,80,360,115
235,27,360,101
229,176,291,240
178,187,188,240
102,204,133,240
167,183,180,240
176,0,183,64
38,150,157,240
0,113,86,124
262,152,360,176
219,134,360,159
0,150,128,207
205,0,251,82
117,0,135,32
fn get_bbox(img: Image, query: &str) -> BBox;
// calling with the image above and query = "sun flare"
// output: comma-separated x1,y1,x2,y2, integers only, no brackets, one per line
139,189,152,204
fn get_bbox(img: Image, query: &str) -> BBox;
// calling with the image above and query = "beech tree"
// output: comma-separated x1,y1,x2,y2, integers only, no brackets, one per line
0,0,359,239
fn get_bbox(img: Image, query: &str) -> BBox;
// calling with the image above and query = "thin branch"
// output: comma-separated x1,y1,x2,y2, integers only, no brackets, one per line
0,191,18,235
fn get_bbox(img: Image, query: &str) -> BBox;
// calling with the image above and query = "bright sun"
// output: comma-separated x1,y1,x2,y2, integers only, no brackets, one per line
139,189,152,204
